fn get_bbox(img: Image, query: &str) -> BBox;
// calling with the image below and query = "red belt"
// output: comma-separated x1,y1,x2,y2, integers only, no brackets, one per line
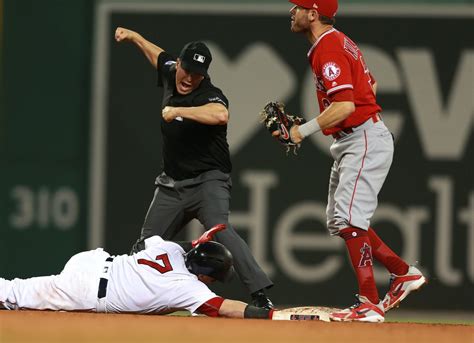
332,113,381,139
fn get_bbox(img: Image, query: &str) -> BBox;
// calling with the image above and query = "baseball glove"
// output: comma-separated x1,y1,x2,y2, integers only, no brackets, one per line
260,101,306,154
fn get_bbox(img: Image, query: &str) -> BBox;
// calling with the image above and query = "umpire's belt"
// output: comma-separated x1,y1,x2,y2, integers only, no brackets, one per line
98,256,114,299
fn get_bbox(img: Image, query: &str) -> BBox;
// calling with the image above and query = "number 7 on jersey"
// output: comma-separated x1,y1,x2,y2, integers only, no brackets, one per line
138,253,173,273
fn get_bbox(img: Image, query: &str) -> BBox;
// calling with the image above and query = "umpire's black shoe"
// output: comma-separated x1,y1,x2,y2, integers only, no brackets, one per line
251,290,274,309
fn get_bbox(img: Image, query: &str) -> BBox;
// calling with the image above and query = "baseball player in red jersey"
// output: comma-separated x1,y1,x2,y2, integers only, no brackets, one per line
283,0,427,322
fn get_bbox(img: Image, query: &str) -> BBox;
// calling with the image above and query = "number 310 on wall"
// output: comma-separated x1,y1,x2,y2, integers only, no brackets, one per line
9,186,79,230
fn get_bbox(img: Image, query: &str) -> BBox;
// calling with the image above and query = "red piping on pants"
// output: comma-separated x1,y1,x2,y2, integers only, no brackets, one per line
348,130,368,225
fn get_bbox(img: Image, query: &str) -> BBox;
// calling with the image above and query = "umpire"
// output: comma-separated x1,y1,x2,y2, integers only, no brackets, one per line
114,27,274,309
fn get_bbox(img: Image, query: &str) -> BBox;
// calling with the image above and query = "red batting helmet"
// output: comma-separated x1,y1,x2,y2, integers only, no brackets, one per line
289,0,338,18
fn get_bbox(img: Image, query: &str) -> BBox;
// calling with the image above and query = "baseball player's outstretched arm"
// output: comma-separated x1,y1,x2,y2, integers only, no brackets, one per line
115,27,164,69
217,299,247,318
218,299,273,319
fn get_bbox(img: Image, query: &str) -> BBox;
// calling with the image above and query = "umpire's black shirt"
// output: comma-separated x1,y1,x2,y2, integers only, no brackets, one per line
156,52,231,181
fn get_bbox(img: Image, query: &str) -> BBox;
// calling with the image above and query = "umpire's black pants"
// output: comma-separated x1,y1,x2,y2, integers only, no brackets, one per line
131,170,273,294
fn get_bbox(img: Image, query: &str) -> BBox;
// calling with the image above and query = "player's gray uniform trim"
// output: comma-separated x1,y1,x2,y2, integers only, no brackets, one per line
326,119,394,236
134,170,273,294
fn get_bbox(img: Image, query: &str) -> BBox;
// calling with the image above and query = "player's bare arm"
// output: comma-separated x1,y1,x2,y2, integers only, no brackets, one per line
315,100,355,128
273,100,354,144
217,299,277,319
218,299,247,318
294,100,355,143
114,27,164,69
162,103,229,125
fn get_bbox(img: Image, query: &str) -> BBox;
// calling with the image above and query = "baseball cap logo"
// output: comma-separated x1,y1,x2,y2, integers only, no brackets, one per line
193,54,206,63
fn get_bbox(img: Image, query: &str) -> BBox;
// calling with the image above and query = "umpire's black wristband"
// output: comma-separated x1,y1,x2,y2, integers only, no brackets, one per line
244,305,272,319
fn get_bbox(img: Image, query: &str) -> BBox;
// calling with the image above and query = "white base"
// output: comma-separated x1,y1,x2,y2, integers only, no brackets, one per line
272,306,341,322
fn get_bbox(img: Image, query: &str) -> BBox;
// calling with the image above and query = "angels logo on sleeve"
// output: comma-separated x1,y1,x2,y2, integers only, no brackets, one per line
322,62,341,81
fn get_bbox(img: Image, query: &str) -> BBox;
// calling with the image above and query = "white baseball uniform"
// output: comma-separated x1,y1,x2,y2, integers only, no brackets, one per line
0,236,217,314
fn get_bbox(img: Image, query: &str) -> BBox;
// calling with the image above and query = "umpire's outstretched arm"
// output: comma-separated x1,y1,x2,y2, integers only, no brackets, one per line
114,27,164,69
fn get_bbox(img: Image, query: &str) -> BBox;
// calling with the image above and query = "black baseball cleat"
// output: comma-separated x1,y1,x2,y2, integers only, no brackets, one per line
251,290,274,309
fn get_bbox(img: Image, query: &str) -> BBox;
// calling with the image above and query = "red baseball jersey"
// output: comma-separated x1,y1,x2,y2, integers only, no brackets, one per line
307,28,381,135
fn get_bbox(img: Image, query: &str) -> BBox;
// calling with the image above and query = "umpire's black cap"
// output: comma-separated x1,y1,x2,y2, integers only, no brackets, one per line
178,41,212,77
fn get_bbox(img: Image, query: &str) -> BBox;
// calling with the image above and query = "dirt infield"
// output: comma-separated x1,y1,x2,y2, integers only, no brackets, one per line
0,311,472,343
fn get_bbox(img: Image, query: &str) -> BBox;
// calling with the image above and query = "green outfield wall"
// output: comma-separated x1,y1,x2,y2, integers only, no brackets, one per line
1,0,473,311
0,0,4,152
1,0,93,278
